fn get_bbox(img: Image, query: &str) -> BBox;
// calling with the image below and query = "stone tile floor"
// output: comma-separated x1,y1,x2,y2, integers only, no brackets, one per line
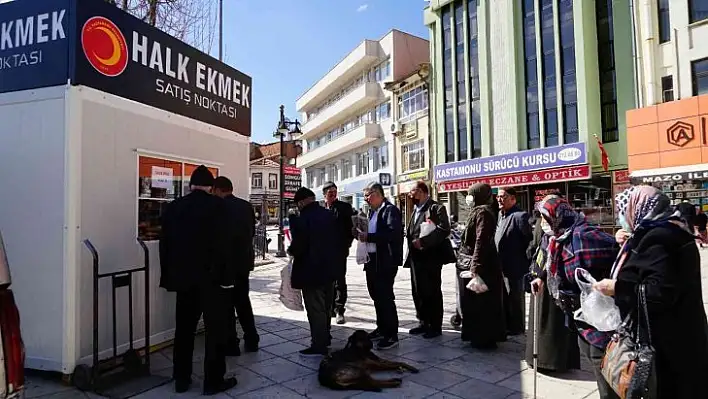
24,247,708,398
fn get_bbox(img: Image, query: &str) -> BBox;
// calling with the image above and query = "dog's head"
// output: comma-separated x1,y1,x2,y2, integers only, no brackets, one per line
345,330,373,352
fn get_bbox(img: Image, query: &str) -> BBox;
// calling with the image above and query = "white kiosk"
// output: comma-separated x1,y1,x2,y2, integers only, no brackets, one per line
0,0,251,375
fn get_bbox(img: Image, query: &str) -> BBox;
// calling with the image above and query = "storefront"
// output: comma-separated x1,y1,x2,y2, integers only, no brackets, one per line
433,142,618,231
395,170,430,226
627,95,708,210
0,0,251,374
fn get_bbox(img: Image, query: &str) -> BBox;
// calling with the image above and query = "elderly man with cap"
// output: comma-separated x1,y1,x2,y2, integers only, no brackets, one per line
322,181,355,325
159,165,237,395
288,187,341,356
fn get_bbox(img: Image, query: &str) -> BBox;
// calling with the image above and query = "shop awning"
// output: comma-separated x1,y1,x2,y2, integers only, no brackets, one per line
629,163,708,184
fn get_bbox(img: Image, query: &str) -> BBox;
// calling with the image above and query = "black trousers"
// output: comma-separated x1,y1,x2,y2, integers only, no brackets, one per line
226,273,259,347
365,253,399,338
302,283,334,350
410,261,443,330
332,257,348,316
578,336,621,399
173,286,228,387
504,275,526,334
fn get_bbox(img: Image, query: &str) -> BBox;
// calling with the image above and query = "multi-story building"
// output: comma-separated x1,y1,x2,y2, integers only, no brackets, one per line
626,0,708,209
296,30,429,210
425,0,635,229
384,63,432,224
248,140,301,222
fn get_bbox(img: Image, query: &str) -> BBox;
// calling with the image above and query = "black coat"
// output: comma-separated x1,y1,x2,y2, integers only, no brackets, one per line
326,200,355,258
404,199,455,268
288,202,340,289
495,206,533,279
223,194,256,275
365,201,404,270
615,223,708,399
159,190,231,292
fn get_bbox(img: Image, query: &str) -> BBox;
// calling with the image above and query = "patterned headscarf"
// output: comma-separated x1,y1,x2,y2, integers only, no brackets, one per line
614,185,678,232
537,195,585,239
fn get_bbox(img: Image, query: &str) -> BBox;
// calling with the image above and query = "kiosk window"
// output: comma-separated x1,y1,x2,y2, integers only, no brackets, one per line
138,156,219,241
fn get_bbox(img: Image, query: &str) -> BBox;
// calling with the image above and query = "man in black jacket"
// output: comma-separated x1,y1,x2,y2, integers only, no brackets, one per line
213,176,260,355
357,182,404,350
159,166,237,395
495,187,533,336
322,181,355,325
288,187,340,356
405,181,455,338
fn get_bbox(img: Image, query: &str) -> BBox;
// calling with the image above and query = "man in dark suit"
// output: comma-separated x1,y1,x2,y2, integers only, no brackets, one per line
495,187,533,336
404,181,455,339
159,166,237,395
288,187,340,356
213,176,260,355
357,182,404,350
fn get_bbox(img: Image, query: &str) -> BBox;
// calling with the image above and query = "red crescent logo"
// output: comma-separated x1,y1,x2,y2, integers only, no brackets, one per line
81,16,128,77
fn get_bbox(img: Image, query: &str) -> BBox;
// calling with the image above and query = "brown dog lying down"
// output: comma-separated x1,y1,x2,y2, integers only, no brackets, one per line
318,330,419,391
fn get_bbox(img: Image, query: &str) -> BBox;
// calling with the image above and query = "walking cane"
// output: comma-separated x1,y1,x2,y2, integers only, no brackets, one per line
532,291,540,399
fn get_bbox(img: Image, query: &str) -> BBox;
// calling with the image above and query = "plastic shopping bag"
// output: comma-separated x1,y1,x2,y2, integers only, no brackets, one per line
466,274,489,294
419,220,436,238
573,268,622,332
355,240,370,265
279,258,304,311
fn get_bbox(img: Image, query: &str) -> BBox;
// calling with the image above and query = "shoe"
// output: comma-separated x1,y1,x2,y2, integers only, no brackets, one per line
450,314,462,328
376,337,399,350
368,329,383,340
409,325,427,335
244,340,259,353
175,379,192,393
203,377,238,395
299,347,328,357
423,330,442,339
336,313,346,324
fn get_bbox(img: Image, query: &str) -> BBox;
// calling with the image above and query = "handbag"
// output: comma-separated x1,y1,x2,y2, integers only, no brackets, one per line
456,250,474,273
600,284,656,399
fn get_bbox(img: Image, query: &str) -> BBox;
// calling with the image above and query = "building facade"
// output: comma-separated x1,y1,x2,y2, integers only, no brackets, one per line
425,0,635,229
626,0,708,209
249,158,281,223
384,63,432,224
296,30,429,210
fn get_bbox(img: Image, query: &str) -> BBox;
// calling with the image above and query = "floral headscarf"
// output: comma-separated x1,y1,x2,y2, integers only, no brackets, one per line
537,195,585,239
611,185,681,278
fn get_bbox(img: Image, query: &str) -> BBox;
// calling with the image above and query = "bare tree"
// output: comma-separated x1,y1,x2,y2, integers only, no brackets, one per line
106,0,218,54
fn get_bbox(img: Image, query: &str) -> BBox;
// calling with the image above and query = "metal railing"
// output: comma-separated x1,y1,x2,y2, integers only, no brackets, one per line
253,225,268,260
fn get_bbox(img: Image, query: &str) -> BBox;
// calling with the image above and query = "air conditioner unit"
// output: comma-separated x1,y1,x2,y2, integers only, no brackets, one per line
390,121,401,135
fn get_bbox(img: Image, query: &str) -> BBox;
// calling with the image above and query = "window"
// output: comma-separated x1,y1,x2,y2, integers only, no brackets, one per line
658,0,670,43
469,0,481,158
689,0,708,24
402,140,426,172
327,163,339,181
342,158,352,180
138,156,218,241
442,5,455,162
458,103,468,160
251,172,263,188
661,75,674,102
692,58,708,96
375,102,391,122
357,151,370,175
596,0,619,142
377,144,389,170
308,171,316,188
523,0,540,149
398,86,428,121
268,173,277,190
559,0,578,144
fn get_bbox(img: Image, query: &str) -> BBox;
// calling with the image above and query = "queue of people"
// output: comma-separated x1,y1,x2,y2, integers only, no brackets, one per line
159,165,708,398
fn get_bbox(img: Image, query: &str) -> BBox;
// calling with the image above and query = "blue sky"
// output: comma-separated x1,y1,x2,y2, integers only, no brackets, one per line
220,0,429,143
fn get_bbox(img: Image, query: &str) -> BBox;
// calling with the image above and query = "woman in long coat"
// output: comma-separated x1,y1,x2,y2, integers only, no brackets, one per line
594,186,708,398
458,183,506,349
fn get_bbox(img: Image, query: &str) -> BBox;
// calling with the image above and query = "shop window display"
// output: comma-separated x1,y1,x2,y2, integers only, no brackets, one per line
567,176,613,230
138,156,219,241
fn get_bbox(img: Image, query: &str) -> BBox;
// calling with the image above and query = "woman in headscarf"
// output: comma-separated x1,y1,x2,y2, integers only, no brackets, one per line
529,195,619,399
593,186,708,399
457,183,505,349
524,204,581,373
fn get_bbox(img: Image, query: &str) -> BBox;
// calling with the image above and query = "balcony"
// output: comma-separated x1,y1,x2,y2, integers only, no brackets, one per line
300,82,384,139
298,123,382,168
297,40,382,111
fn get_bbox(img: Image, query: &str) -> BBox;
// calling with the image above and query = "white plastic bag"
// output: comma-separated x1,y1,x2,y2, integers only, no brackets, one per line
466,274,489,294
573,268,622,332
419,220,436,238
355,240,370,265
279,258,304,311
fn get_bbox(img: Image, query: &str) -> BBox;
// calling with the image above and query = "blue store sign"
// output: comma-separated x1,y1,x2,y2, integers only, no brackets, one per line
0,0,252,137
434,142,587,182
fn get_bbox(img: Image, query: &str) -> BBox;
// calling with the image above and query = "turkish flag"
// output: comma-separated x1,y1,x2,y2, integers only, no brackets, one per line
594,134,610,172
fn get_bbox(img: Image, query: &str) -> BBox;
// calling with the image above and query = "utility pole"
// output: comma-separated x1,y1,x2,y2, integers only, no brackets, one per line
218,0,223,61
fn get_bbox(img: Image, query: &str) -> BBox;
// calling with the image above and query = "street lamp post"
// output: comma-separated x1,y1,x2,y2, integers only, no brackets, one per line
274,105,302,257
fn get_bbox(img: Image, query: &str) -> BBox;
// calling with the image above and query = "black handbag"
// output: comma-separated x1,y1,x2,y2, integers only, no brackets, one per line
601,284,657,399
456,247,474,273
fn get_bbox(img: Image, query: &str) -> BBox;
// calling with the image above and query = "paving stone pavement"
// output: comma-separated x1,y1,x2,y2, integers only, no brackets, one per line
24,247,708,398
